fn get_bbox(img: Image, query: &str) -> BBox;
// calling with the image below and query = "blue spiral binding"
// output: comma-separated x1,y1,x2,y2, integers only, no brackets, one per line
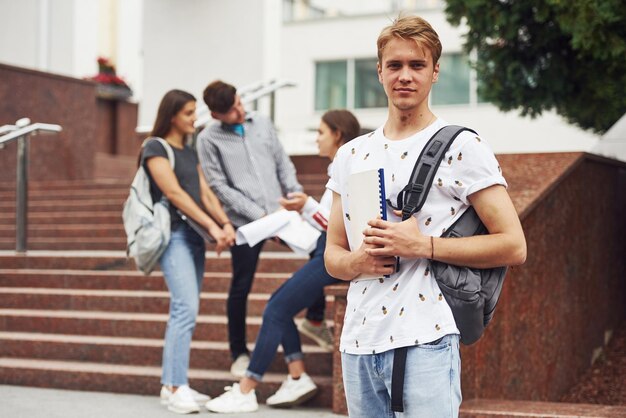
378,168,387,220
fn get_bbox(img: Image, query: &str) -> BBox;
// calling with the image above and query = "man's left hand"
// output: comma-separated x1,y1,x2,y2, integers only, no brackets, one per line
362,215,429,259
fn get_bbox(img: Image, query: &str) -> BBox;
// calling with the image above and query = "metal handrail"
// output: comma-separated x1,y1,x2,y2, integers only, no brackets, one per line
0,124,17,136
243,79,296,105
0,118,62,253
0,122,62,145
0,117,32,148
135,79,296,134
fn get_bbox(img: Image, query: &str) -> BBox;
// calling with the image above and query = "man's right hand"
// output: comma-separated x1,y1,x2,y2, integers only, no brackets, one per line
222,223,236,246
279,192,308,212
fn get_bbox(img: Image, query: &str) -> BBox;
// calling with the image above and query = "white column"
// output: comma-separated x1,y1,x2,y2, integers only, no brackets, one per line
116,0,144,101
73,0,99,78
37,0,50,71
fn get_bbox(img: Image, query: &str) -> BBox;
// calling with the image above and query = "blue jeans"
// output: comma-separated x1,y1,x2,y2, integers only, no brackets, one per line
342,334,461,418
160,223,205,387
246,233,340,381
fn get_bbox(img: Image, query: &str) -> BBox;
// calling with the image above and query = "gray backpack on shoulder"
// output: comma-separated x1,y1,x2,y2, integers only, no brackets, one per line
398,124,508,344
390,125,508,413
122,137,174,275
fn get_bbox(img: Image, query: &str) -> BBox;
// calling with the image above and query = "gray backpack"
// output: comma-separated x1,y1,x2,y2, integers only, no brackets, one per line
122,137,174,275
390,125,508,412
396,125,508,344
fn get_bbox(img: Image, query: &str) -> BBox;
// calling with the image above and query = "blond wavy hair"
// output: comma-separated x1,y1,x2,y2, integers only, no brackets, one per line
377,15,442,65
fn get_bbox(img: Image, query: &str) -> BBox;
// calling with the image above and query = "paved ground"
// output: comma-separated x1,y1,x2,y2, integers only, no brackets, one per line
0,385,347,418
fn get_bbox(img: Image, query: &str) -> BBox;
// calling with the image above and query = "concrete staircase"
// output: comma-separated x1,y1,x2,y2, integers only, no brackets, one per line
0,177,334,407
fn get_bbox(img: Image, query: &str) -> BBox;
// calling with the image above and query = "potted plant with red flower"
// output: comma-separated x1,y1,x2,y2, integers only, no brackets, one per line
88,56,133,100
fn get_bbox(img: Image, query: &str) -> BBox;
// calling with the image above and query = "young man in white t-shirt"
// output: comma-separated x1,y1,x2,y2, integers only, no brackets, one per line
325,15,527,417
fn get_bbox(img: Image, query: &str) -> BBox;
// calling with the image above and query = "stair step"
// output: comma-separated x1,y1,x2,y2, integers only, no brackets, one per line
459,399,626,418
0,309,246,341
0,357,333,406
0,180,130,191
0,269,291,293
0,288,334,317
0,211,123,225
0,176,326,191
0,309,332,344
0,199,124,212
0,225,125,238
0,251,307,272
0,177,324,191
0,332,333,375
0,288,262,315
0,189,129,201
0,237,127,251
0,232,296,252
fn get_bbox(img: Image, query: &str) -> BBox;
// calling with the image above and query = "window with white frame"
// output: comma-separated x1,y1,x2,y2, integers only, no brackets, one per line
431,53,471,105
315,53,479,111
315,60,347,110
354,58,387,108
315,58,386,110
283,0,443,22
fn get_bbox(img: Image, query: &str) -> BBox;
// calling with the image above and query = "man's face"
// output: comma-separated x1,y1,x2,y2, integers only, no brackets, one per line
212,94,246,125
377,37,439,112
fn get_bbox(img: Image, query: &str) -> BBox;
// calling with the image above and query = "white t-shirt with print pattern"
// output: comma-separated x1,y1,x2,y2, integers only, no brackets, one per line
326,119,507,355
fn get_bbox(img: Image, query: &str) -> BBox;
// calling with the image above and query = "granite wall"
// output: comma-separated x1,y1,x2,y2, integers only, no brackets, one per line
463,156,625,401
0,63,140,182
0,63,97,182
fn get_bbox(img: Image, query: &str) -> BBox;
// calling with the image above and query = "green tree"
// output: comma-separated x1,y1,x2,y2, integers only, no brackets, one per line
445,0,626,133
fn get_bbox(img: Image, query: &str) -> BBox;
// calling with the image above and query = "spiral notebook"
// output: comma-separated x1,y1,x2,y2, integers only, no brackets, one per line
346,168,394,279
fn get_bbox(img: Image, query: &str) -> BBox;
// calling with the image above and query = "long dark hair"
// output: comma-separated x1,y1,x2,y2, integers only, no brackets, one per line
150,89,196,139
322,109,360,145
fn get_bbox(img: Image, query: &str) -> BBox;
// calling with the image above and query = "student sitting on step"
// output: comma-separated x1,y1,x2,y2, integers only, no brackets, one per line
141,89,235,414
205,110,361,413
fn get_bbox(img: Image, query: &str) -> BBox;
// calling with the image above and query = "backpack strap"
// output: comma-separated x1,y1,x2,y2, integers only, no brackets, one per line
390,125,476,413
141,137,176,205
390,346,408,412
399,125,476,221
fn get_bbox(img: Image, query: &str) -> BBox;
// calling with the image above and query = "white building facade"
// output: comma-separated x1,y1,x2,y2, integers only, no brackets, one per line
0,0,603,156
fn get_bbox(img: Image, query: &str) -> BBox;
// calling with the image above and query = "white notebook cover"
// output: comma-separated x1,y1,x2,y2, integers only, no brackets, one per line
346,169,388,281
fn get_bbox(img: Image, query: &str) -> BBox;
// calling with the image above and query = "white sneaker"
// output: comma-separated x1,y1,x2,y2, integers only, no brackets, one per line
160,385,210,405
167,385,201,414
266,373,318,408
205,383,259,413
298,319,334,351
230,354,250,378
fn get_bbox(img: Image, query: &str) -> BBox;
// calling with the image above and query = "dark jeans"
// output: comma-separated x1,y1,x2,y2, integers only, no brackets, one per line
306,294,326,322
228,240,265,359
246,233,340,380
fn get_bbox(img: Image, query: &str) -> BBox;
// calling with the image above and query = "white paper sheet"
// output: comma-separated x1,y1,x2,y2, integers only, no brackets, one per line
235,210,291,247
235,209,321,255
